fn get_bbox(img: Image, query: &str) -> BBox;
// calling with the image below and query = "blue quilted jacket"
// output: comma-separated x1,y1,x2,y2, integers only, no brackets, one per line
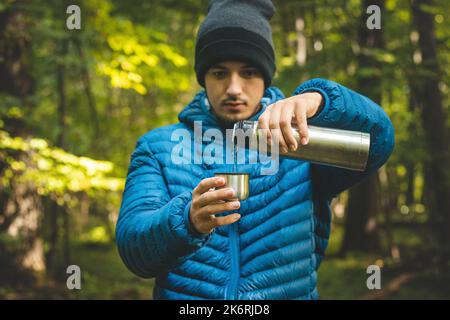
116,78,395,300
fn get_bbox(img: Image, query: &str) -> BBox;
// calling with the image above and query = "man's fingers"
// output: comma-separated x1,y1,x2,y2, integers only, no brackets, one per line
268,102,288,153
279,102,297,151
194,177,225,196
258,107,272,143
294,104,309,145
198,200,241,218
196,187,236,208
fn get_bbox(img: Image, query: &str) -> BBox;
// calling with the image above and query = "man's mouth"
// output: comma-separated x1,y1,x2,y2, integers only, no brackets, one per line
223,102,246,110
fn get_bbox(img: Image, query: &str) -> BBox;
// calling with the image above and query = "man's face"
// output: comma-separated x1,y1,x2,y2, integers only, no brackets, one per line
204,60,265,125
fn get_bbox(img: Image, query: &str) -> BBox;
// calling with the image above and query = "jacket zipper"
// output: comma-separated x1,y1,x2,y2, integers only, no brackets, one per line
227,222,240,300
224,138,240,300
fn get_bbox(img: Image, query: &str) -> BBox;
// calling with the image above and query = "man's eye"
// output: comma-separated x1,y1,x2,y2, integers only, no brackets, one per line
242,69,258,77
212,71,226,77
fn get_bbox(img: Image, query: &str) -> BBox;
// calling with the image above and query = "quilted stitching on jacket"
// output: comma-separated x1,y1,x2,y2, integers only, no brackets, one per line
117,78,395,300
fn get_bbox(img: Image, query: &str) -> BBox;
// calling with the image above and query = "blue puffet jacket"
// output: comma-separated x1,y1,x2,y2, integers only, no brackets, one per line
116,78,395,300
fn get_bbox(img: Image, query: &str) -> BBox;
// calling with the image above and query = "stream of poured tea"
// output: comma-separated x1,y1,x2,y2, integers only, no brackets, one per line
233,136,238,173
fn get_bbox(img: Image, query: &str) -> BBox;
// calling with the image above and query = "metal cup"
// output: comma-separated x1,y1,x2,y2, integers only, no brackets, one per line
214,173,250,201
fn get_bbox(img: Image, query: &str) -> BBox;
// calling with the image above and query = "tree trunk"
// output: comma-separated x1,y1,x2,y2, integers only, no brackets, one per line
278,1,292,58
56,40,69,147
45,39,70,275
411,0,450,264
73,37,100,141
57,38,72,269
295,15,307,66
341,175,382,253
0,2,33,137
46,201,59,274
405,164,415,206
340,0,385,254
382,165,401,263
0,1,45,279
63,207,71,266
0,153,45,283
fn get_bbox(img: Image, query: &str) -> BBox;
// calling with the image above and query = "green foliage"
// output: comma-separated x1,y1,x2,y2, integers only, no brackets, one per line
0,0,449,299
79,226,111,246
97,18,190,95
0,130,123,206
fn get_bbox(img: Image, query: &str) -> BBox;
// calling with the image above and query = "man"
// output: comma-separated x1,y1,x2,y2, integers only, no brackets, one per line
116,0,394,300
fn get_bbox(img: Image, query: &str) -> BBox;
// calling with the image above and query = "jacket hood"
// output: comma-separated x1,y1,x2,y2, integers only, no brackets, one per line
178,87,285,131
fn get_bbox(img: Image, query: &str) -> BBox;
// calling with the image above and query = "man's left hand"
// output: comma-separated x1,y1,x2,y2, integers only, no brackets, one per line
258,92,323,154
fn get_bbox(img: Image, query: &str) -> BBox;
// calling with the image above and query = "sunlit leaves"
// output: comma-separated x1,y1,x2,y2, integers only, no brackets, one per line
155,43,188,67
0,133,29,151
96,17,190,95
80,226,111,244
0,130,124,203
5,107,24,119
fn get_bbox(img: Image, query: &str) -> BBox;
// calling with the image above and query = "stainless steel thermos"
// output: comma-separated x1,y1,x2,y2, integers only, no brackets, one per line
232,120,371,172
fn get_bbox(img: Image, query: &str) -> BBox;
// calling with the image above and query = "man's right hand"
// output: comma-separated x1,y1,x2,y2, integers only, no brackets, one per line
189,177,241,235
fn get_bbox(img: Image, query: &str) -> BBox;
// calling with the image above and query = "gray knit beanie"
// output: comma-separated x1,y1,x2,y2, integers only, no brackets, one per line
195,0,276,88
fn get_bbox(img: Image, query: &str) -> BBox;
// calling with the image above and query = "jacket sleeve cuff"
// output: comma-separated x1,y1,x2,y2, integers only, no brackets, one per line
292,78,340,126
166,191,212,249
183,199,213,242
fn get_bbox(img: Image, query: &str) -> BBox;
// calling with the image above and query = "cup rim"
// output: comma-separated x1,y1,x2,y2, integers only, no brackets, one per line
214,172,251,176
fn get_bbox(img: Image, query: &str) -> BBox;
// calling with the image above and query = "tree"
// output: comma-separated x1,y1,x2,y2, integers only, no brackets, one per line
0,0,45,277
410,0,450,264
340,0,385,254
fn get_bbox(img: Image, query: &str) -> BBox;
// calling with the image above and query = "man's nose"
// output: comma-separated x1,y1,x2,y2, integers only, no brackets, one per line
225,72,243,96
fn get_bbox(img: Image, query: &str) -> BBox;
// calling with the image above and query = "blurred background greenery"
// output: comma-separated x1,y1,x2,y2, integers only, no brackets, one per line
0,0,449,299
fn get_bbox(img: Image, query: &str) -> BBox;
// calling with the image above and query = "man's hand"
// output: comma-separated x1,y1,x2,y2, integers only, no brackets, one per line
258,92,323,154
189,177,241,235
